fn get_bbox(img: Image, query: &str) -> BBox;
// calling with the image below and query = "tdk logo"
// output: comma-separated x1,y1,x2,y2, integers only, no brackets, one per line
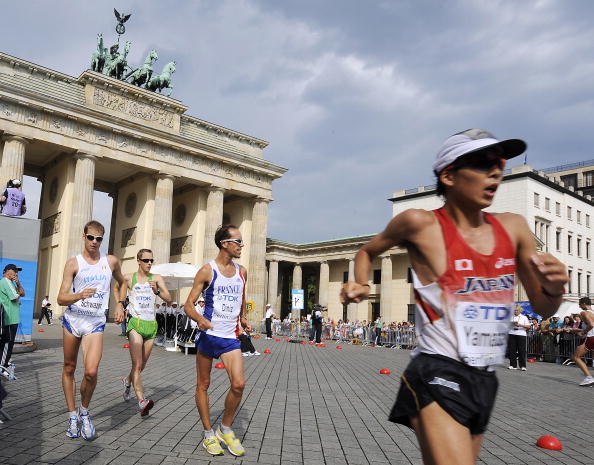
462,305,511,321
494,257,515,269
455,259,473,271
463,306,479,319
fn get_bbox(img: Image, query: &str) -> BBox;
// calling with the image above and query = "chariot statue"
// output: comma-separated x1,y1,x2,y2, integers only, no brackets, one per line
90,34,108,73
104,40,131,80
146,61,176,96
126,49,159,87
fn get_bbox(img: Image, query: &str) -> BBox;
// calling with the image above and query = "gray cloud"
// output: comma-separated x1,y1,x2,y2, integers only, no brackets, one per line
3,1,594,243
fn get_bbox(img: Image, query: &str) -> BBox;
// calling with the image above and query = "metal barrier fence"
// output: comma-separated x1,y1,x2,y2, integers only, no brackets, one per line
526,330,593,363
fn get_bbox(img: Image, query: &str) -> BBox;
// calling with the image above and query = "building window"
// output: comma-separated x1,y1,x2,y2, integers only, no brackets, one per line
587,240,591,260
342,304,347,321
578,272,582,295
556,202,561,216
587,275,591,295
587,214,591,228
534,193,540,207
556,230,561,251
584,170,594,187
544,197,550,211
407,304,416,324
567,206,572,220
371,302,380,321
561,174,578,189
568,269,573,294
373,269,381,284
568,234,573,254
577,210,582,224
343,271,348,283
577,237,582,257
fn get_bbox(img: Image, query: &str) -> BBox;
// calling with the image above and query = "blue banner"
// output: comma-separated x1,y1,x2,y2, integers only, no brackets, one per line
515,301,539,320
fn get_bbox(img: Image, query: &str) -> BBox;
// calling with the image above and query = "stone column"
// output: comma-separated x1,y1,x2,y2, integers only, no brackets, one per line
318,261,330,307
203,186,225,262
291,263,302,318
347,258,357,321
267,260,279,309
151,174,175,265
247,197,270,322
380,254,393,320
67,152,96,258
107,190,118,255
0,135,29,188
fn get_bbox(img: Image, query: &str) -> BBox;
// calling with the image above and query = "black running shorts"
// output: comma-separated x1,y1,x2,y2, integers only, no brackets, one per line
389,353,498,435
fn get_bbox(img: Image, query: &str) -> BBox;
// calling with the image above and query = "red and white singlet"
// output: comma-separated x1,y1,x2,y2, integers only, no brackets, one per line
411,208,516,368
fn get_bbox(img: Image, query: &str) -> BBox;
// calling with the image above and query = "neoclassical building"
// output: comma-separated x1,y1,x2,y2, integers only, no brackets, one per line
0,52,285,322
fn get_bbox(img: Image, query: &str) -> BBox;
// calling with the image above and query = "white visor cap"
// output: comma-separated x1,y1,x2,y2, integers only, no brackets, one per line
433,129,526,175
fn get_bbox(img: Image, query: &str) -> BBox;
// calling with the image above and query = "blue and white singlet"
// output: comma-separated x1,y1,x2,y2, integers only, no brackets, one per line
202,260,245,339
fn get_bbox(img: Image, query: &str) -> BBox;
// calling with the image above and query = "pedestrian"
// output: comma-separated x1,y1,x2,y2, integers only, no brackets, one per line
184,224,250,457
265,303,275,339
239,329,260,357
121,248,172,416
0,179,26,217
0,264,25,377
57,220,126,440
38,295,52,325
507,306,530,371
374,316,383,346
341,128,567,465
311,304,323,343
119,297,129,336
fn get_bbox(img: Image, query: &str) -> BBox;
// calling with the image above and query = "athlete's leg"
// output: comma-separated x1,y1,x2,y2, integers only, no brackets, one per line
573,344,591,377
410,402,476,465
219,349,245,427
196,351,214,430
62,328,82,412
141,337,155,371
471,435,484,463
127,330,145,399
79,332,103,408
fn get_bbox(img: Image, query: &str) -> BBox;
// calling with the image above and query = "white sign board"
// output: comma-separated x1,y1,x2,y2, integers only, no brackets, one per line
291,289,304,310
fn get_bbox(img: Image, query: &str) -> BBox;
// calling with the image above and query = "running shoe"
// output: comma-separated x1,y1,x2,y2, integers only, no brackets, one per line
508,366,517,370
139,399,154,417
242,352,251,357
520,367,527,371
80,412,95,440
66,414,80,438
579,375,594,386
252,351,261,356
202,436,224,456
122,377,133,401
216,427,245,457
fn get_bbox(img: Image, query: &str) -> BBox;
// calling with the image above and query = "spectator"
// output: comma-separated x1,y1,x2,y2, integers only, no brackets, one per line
265,303,274,339
508,306,530,371
559,316,575,363
0,264,25,376
374,316,383,346
239,328,260,357
38,295,52,325
119,296,129,336
311,304,323,343
0,179,26,217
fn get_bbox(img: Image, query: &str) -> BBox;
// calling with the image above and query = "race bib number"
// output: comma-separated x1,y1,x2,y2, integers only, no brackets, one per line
454,301,512,367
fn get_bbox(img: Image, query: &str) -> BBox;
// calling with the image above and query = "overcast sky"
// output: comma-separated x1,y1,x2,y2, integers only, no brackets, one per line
4,0,594,244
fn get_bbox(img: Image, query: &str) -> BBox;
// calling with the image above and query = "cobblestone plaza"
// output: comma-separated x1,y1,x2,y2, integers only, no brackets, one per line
1,325,593,465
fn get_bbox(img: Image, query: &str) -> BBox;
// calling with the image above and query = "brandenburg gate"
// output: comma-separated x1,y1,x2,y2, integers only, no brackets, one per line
0,51,286,322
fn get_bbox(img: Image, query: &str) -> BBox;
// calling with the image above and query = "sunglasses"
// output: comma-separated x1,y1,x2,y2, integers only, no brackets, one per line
221,238,244,245
85,234,104,242
139,258,154,263
451,152,506,172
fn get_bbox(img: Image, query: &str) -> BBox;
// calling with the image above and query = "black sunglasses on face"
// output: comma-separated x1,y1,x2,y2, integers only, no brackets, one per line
85,234,104,242
139,258,154,263
221,238,244,245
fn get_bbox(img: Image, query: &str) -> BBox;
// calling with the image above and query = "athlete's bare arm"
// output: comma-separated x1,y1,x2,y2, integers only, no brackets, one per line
499,213,567,319
109,255,127,324
578,310,594,337
239,266,251,332
341,209,434,304
184,264,214,330
152,274,173,304
57,257,95,306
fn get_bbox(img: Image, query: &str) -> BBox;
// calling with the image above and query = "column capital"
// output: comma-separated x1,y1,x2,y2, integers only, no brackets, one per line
206,185,226,193
153,172,176,182
74,151,98,162
319,260,328,265
254,196,272,203
1,134,30,145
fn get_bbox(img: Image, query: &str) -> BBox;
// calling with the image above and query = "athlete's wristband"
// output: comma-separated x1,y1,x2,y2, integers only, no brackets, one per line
118,300,126,306
360,283,370,288
154,289,161,296
541,286,563,298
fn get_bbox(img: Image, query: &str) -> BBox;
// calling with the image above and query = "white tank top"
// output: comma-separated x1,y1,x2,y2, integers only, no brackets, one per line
586,309,594,338
128,272,157,321
202,260,245,339
67,254,112,317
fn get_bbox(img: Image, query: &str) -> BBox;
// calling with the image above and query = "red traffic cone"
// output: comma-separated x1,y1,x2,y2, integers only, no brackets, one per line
536,435,563,450
379,368,391,375
275,338,281,342
527,358,536,363
123,343,130,349
264,349,272,354
336,345,343,349
215,362,225,369
320,343,326,347
309,341,314,345
301,341,307,345
38,329,45,332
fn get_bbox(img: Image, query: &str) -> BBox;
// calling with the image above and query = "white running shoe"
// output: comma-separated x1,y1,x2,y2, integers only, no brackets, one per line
66,414,80,438
520,367,527,371
508,366,518,370
139,399,154,417
80,411,95,440
252,351,261,356
579,375,594,386
122,377,133,401
242,352,250,357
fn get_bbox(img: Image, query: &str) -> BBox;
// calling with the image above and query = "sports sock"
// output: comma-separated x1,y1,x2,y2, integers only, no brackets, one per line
220,424,233,434
68,410,78,419
79,406,89,416
204,429,215,439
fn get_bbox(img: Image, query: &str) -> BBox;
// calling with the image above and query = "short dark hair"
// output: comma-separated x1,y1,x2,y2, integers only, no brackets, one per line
84,220,105,235
137,248,153,260
215,224,238,249
579,297,592,306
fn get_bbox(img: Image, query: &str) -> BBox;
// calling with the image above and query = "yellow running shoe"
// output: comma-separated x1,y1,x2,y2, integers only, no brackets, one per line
202,436,224,456
216,427,245,457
